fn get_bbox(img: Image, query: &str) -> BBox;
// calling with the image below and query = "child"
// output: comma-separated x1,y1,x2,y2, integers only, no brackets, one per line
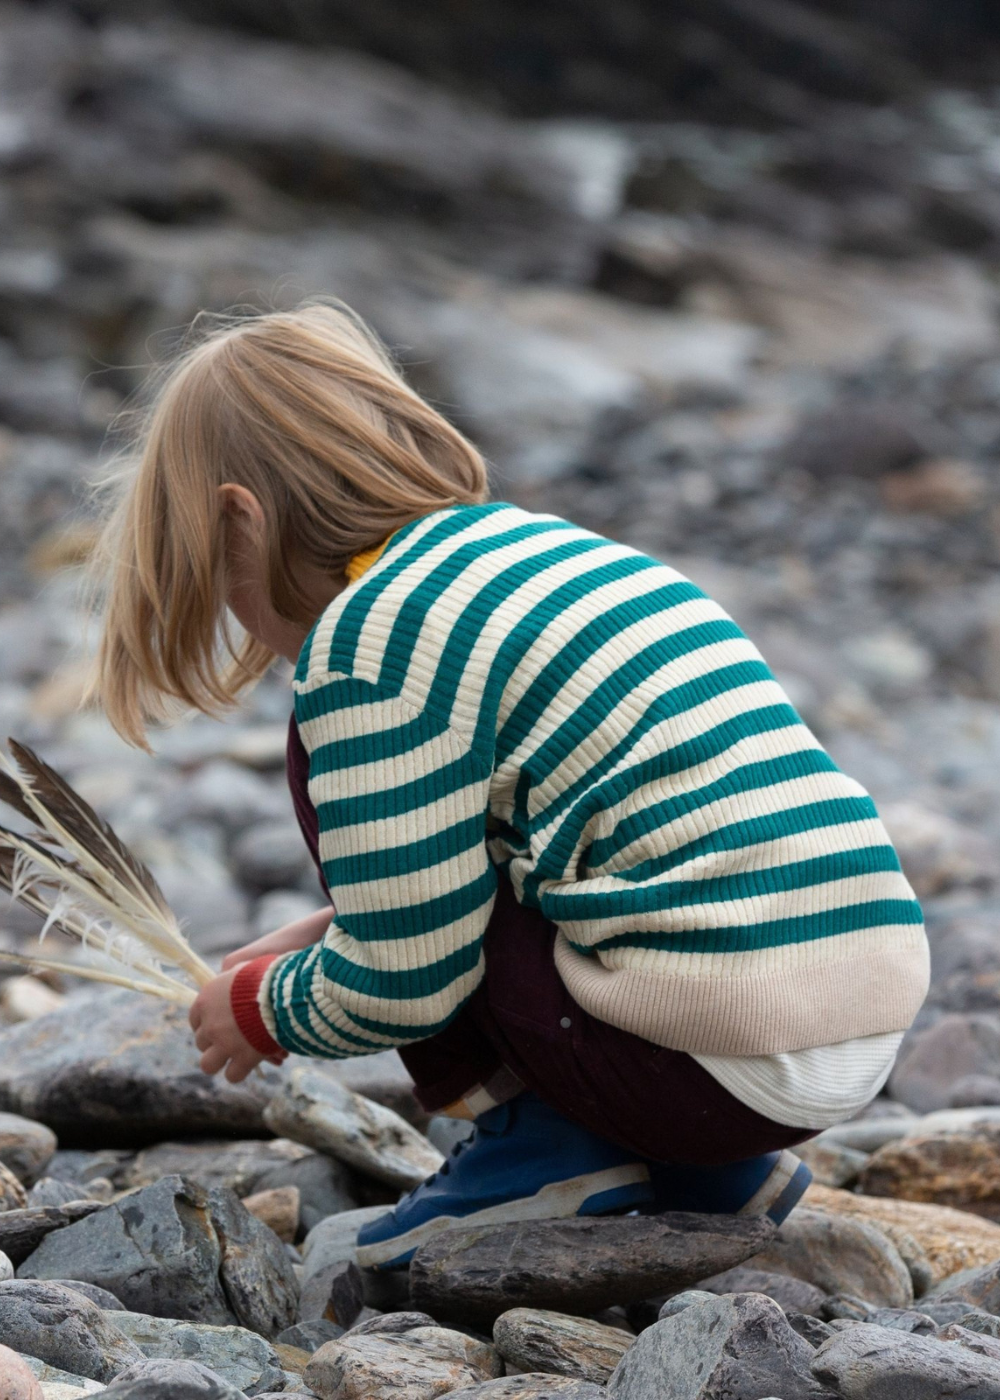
88,297,930,1270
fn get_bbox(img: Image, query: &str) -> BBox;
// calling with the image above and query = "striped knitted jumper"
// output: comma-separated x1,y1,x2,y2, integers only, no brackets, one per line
255,501,929,1082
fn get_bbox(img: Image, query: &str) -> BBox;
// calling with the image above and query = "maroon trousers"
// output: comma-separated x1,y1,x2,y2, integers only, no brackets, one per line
286,717,816,1165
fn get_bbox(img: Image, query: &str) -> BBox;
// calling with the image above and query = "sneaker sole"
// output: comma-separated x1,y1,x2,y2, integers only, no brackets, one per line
355,1163,653,1270
737,1149,813,1226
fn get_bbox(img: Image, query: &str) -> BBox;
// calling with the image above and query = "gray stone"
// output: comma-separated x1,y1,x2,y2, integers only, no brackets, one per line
920,1300,996,1327
301,1207,391,1277
18,1176,236,1325
0,990,284,1145
112,1309,286,1395
26,1177,92,1209
232,819,313,892
938,1323,1000,1361
748,1207,914,1308
888,1014,1000,1114
606,1293,828,1399
124,1137,312,1196
297,1257,363,1328
699,1264,828,1316
812,1321,1000,1397
278,1319,345,1353
0,1280,143,1382
207,1183,300,1339
324,1050,425,1128
493,1308,632,1384
0,1202,103,1266
410,1213,776,1328
100,1358,246,1399
263,1067,443,1190
927,1258,1000,1315
797,1139,870,1189
345,1312,436,1337
818,1119,920,1154
51,1279,125,1310
159,759,289,836
865,1307,937,1334
252,1149,358,1234
657,1289,718,1319
954,1313,1000,1337
787,1312,836,1347
304,1324,503,1400
0,1111,57,1186
21,1353,104,1391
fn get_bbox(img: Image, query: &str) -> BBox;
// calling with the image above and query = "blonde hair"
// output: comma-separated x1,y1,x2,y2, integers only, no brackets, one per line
87,295,488,747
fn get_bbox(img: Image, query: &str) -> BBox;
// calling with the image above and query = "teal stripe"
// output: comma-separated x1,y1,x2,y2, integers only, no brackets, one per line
270,951,384,1056
306,710,450,776
335,866,496,943
544,844,902,919
525,658,776,848
378,517,581,694
321,814,485,886
537,703,806,879
495,581,709,761
610,796,884,884
584,748,840,869
314,747,490,828
342,995,480,1040
569,897,925,957
318,935,483,1001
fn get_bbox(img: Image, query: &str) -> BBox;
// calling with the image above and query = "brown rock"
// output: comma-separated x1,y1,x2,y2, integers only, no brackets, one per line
493,1309,632,1384
859,1124,1000,1221
0,1344,43,1400
881,458,988,517
797,1139,869,1189
0,1114,56,1188
0,1164,26,1212
410,1213,776,1328
805,1183,1000,1283
305,1325,502,1400
240,1185,299,1244
747,1207,913,1308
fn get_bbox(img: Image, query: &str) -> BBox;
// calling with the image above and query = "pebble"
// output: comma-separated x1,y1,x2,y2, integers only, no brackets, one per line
304,1324,503,1400
927,1257,1000,1315
241,1185,300,1243
124,1137,312,1196
492,1309,633,1384
26,1180,91,1209
606,1293,824,1400
697,1264,828,1316
112,1310,287,1395
263,1067,443,1190
859,1122,1000,1220
277,1319,345,1353
0,1280,143,1383
812,1321,1000,1398
253,1151,358,1235
0,1114,57,1187
410,1213,777,1328
746,1207,914,1309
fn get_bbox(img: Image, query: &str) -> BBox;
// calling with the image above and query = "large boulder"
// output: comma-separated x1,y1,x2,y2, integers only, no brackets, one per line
0,1280,143,1383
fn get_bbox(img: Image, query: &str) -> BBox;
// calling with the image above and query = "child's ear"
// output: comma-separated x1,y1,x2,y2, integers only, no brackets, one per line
218,483,265,529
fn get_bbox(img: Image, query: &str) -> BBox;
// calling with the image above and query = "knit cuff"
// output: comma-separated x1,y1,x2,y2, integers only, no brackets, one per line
231,955,286,1059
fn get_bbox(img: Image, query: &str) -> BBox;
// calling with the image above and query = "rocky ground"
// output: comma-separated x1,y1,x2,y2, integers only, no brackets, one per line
1,0,1000,1395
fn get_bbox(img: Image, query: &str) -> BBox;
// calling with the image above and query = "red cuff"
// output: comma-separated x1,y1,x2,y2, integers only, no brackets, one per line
231,955,286,1059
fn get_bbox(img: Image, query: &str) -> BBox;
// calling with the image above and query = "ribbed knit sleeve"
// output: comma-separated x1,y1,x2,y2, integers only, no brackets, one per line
256,672,496,1059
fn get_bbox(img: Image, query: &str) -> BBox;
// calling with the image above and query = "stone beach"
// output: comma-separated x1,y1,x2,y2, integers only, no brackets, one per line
1,0,1000,1394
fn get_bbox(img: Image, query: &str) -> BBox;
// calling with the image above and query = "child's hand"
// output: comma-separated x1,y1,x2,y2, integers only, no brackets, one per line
189,970,280,1083
220,905,335,972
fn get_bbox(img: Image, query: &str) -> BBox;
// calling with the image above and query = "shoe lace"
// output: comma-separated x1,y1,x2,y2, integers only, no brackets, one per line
435,1128,476,1179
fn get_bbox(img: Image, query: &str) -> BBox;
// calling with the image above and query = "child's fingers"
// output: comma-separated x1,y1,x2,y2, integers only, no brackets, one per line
223,1051,259,1084
199,1045,229,1076
188,1002,202,1032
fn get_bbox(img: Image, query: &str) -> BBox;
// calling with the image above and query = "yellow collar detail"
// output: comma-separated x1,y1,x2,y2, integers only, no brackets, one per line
345,533,395,584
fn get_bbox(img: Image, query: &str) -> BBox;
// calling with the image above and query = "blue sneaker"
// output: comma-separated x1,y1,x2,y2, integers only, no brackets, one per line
641,1149,813,1226
355,1091,655,1269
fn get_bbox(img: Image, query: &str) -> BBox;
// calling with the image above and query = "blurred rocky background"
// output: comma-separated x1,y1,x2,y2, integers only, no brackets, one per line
0,0,999,1111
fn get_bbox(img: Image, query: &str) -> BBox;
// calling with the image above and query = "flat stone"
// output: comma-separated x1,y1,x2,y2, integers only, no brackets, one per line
806,1183,1000,1283
927,1258,1000,1315
747,1207,913,1308
99,1358,246,1398
0,1281,143,1382
938,1323,1000,1361
112,1310,286,1395
263,1067,443,1190
606,1293,827,1400
447,1379,605,1399
346,1312,436,1337
326,1051,426,1129
812,1321,1000,1398
0,1204,103,1266
493,1309,632,1384
0,990,286,1146
0,1343,43,1399
410,1213,776,1328
859,1123,1000,1220
305,1325,502,1400
0,1114,57,1187
698,1265,828,1316
17,1176,235,1325
818,1119,920,1154
124,1138,312,1195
